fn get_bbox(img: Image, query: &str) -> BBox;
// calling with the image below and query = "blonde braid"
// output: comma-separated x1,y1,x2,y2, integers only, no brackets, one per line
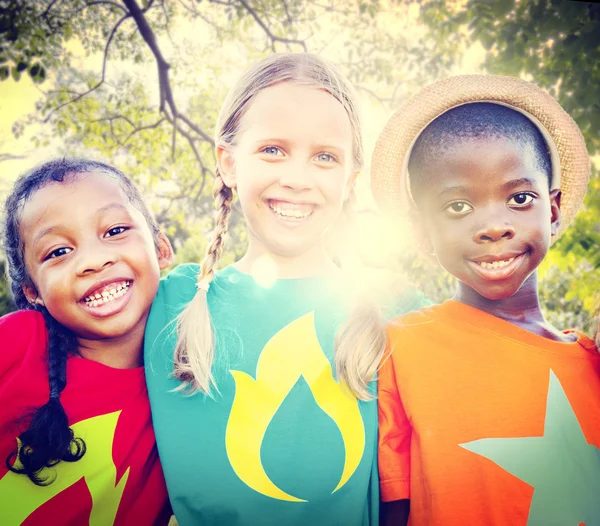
334,198,387,401
173,169,233,393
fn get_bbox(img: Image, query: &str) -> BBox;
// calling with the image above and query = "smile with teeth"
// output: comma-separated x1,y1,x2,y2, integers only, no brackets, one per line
83,281,131,307
477,258,515,270
268,200,314,220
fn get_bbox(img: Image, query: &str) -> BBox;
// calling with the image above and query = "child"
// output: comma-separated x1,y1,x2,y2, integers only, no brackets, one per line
372,75,600,525
144,53,428,526
0,159,173,525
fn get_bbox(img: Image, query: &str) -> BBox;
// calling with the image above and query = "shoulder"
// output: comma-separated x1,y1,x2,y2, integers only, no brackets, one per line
0,310,47,375
0,309,46,337
362,269,430,317
386,303,448,342
153,264,199,309
161,263,200,290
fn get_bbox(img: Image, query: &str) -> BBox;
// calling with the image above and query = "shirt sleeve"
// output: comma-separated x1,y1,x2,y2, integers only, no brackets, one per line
0,310,46,381
378,339,412,502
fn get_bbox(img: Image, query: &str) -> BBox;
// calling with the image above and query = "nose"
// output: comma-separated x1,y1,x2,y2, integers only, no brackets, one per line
473,211,515,243
278,159,315,192
76,241,117,276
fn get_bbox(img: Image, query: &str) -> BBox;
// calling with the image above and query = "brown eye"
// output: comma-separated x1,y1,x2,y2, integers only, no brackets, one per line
45,247,72,260
105,226,128,237
508,193,535,207
445,201,472,216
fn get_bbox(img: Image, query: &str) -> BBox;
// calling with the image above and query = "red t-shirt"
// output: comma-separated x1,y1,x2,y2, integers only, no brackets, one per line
0,310,171,526
379,301,600,526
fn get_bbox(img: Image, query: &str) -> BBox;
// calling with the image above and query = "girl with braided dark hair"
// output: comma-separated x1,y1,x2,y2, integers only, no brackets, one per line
0,158,173,525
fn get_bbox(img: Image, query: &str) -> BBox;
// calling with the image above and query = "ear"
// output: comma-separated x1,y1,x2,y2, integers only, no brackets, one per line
409,207,436,259
549,188,562,236
216,143,237,189
156,232,175,270
343,170,359,202
22,282,44,307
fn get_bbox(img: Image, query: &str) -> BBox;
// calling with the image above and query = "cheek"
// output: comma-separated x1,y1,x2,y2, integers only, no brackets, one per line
320,173,350,205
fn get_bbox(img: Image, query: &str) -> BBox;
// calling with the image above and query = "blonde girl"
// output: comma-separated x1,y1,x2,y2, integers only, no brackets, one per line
144,53,427,526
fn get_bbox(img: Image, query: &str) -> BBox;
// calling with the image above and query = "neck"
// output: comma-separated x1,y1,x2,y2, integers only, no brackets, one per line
455,272,573,342
456,272,545,323
76,317,146,369
235,240,338,279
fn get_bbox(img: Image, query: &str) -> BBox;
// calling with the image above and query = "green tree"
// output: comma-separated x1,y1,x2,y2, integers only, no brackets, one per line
0,260,13,316
0,0,597,330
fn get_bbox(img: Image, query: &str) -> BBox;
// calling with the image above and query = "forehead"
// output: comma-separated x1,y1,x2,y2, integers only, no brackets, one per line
239,82,353,144
19,171,134,235
418,136,546,187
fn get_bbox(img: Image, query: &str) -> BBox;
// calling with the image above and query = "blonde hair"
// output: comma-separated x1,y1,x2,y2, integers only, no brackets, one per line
173,53,384,400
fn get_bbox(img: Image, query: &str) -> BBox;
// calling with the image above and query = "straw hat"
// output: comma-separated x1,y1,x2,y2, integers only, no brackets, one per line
371,74,590,241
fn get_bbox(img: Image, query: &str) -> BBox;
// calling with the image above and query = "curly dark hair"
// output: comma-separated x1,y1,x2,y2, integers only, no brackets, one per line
2,158,159,485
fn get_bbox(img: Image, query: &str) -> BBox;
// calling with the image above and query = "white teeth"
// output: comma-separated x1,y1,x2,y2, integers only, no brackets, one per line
269,202,312,220
84,281,131,307
478,257,515,269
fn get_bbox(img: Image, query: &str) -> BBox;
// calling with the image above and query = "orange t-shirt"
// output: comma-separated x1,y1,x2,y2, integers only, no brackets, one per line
378,300,600,526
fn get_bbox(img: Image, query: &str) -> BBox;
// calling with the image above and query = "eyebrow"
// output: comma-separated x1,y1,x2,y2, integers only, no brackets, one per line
32,203,130,245
33,225,64,246
502,178,538,191
95,202,130,215
437,178,538,198
438,184,469,198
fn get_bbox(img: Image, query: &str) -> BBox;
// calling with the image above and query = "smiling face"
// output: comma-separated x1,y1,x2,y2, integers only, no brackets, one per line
20,171,172,342
217,82,357,268
413,136,561,306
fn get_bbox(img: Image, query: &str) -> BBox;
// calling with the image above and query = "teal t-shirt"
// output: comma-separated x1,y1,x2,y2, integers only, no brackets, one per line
145,264,428,526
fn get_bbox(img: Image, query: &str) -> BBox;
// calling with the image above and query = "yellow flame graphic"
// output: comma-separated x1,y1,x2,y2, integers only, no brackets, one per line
225,312,365,502
0,411,129,526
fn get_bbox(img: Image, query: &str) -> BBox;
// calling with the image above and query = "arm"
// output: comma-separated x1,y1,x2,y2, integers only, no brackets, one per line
378,336,413,524
381,499,410,526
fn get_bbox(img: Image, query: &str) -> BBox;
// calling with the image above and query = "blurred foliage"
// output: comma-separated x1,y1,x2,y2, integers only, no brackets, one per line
0,259,13,315
0,0,598,334
419,0,600,154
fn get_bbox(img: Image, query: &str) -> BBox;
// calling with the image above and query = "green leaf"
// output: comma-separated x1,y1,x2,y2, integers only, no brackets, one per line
10,66,21,81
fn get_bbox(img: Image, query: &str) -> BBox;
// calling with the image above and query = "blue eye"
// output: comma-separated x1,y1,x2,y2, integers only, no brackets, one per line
315,153,336,163
46,247,72,260
508,193,535,207
445,201,473,216
106,226,128,237
262,146,282,156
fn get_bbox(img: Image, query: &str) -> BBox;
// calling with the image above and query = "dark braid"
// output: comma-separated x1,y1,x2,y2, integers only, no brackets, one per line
6,308,85,485
2,158,159,485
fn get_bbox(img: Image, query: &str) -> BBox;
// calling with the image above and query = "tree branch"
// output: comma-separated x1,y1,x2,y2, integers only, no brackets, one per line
91,114,167,143
0,153,26,163
237,0,307,51
40,0,62,19
43,12,131,123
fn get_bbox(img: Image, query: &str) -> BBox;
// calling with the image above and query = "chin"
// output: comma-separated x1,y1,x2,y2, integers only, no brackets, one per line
475,284,523,301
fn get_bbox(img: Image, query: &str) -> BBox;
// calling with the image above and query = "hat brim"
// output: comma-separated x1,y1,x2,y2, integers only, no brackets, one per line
371,74,590,242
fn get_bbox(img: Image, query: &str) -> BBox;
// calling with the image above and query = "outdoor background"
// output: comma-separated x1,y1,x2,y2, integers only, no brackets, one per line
0,0,598,332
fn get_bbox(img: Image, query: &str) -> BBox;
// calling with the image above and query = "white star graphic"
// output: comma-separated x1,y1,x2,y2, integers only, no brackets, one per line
460,370,600,526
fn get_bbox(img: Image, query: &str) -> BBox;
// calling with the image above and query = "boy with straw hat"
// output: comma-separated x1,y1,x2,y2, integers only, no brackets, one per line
372,75,600,526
